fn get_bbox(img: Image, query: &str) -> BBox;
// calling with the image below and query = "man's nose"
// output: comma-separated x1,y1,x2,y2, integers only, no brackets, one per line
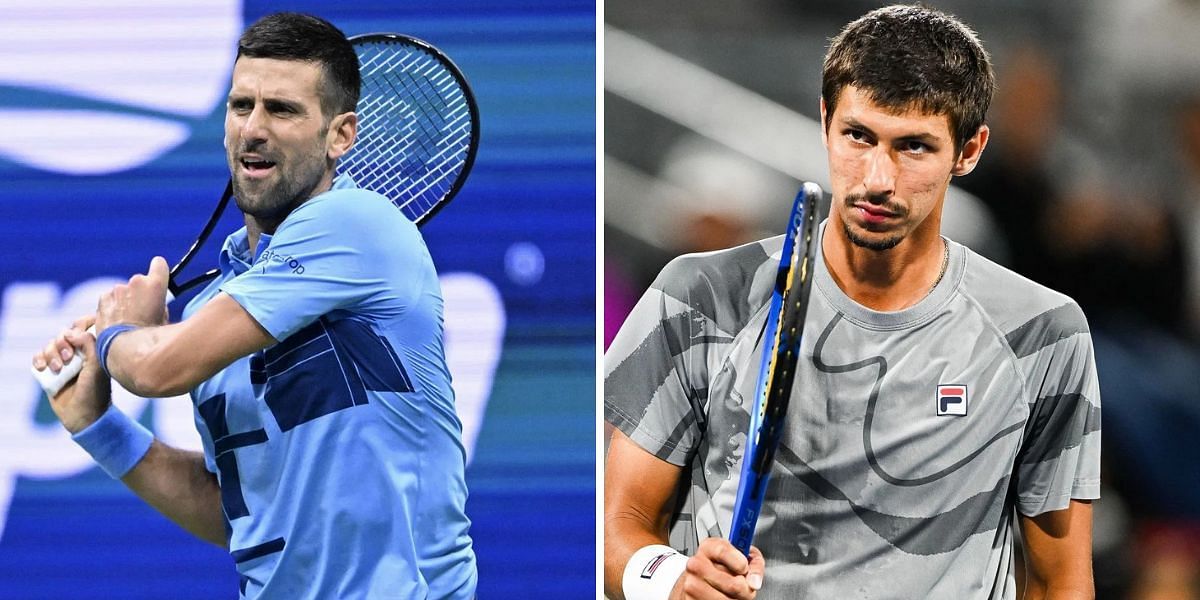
240,105,269,143
862,146,897,198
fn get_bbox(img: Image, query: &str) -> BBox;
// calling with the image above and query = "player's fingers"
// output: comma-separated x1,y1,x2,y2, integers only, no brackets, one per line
746,546,765,592
32,332,65,369
31,342,50,371
64,328,97,355
699,538,749,576
148,256,169,286
53,330,78,364
677,580,731,600
38,337,65,372
681,556,753,600
685,540,758,599
72,314,96,331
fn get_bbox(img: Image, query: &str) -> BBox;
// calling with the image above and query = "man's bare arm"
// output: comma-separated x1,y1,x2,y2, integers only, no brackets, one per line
121,441,227,546
605,428,684,598
35,323,227,546
605,429,764,600
1019,499,1095,599
105,292,275,397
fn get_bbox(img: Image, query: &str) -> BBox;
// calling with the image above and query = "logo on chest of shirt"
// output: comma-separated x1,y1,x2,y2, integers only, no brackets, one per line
936,384,968,416
257,248,305,274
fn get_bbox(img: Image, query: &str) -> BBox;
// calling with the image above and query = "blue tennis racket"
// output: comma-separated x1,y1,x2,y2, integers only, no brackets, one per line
729,182,822,555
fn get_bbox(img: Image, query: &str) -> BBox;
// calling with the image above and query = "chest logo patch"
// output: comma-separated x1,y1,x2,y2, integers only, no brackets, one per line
936,385,968,416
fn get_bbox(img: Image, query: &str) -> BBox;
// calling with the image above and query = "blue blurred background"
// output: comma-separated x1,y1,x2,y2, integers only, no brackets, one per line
0,1,595,598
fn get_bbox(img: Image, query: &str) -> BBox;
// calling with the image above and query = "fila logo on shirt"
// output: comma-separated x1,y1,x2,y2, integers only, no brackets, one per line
936,384,968,416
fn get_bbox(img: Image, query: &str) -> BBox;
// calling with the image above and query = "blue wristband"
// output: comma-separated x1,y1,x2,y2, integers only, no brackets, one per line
71,404,154,479
95,324,137,379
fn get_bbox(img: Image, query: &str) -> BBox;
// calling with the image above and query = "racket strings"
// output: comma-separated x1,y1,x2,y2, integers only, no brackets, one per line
353,51,451,205
339,39,475,224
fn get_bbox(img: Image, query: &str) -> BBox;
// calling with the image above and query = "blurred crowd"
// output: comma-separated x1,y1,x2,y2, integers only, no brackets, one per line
606,1,1200,597
961,41,1200,600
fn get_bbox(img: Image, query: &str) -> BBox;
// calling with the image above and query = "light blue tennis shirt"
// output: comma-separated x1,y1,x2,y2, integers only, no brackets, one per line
183,175,476,599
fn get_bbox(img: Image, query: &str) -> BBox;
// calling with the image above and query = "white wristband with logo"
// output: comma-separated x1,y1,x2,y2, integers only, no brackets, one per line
622,544,688,600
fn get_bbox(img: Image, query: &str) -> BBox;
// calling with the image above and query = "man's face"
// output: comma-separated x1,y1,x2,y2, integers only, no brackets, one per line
822,85,986,251
225,57,334,221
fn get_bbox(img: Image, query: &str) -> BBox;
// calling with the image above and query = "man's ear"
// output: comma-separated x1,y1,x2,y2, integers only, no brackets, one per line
951,124,989,176
326,111,358,160
820,98,829,149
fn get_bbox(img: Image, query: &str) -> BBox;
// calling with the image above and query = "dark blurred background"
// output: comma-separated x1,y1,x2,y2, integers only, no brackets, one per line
605,1,1200,597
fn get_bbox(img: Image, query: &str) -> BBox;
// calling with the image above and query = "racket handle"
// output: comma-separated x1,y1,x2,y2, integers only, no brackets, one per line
30,325,95,398
33,286,174,398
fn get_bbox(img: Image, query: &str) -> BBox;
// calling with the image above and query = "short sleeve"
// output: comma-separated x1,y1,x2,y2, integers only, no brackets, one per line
604,257,716,467
1014,314,1102,516
220,190,422,341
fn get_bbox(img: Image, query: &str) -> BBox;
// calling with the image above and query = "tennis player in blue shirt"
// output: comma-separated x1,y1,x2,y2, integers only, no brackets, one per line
32,13,476,599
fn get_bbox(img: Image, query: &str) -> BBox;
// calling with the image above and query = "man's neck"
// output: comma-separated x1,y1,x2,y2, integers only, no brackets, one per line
245,218,271,259
821,219,948,312
243,173,337,253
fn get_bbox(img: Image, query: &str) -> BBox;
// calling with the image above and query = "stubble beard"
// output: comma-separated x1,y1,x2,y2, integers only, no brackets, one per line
843,221,904,251
230,137,330,223
841,193,907,251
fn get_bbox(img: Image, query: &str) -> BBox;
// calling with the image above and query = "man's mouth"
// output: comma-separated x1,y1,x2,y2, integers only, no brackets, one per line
239,157,277,177
853,202,898,224
856,204,895,217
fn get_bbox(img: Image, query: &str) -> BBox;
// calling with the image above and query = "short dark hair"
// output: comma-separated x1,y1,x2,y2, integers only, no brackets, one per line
237,12,361,118
822,4,995,152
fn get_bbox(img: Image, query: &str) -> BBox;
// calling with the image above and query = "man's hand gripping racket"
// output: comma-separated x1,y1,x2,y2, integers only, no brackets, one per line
729,182,823,556
32,33,480,398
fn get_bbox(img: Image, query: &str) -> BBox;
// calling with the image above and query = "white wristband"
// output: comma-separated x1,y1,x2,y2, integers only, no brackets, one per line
622,544,688,600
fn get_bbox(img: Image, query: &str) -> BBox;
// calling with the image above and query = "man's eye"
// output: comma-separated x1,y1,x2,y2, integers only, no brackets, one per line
845,129,868,142
902,141,929,153
266,102,300,115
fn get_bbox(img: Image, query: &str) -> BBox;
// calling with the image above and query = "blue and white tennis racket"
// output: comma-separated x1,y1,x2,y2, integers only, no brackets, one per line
33,33,480,396
729,182,822,555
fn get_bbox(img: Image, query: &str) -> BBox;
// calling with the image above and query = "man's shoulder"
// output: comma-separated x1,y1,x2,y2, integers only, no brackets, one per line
282,187,418,249
301,186,398,220
651,236,781,333
655,236,780,292
957,243,1090,357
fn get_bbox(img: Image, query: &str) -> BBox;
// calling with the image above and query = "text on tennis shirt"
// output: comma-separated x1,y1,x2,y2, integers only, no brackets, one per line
257,249,305,275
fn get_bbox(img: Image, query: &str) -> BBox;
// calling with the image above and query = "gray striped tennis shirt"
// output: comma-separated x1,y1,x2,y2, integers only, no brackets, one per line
605,228,1101,599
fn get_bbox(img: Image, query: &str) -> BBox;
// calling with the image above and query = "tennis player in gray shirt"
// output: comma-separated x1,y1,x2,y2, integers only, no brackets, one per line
604,5,1100,600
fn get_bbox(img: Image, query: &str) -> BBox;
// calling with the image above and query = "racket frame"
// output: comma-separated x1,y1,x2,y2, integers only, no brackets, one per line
728,181,823,555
